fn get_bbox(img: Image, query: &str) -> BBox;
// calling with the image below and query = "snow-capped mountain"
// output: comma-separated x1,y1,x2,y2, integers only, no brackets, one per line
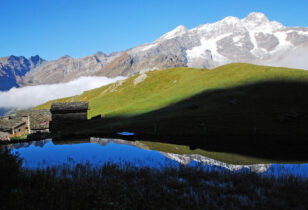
2,12,308,89
128,12,308,70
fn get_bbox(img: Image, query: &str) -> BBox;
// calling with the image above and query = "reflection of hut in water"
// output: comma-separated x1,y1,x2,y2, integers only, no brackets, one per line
52,138,90,145
50,102,88,137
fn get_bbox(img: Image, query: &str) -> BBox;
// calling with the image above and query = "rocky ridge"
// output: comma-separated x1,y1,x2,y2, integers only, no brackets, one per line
20,52,186,86
0,55,45,90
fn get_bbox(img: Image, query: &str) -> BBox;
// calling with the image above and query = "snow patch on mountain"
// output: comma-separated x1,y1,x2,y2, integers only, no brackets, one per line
186,33,232,67
233,35,245,43
271,32,293,53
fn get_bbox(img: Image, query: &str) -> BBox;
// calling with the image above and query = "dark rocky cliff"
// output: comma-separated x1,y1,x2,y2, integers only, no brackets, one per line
0,55,45,91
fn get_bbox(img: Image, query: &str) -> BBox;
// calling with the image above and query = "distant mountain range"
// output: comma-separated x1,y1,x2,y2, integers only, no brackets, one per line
1,12,308,91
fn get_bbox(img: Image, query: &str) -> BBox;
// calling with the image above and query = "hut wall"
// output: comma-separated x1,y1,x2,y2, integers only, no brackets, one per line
14,123,26,133
52,112,87,122
50,102,89,137
50,112,88,134
29,110,51,131
11,123,27,137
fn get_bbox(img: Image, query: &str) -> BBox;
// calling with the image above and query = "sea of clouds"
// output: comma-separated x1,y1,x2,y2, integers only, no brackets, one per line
0,76,126,109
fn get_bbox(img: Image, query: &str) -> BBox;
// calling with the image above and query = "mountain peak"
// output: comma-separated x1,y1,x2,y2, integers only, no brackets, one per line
95,51,107,57
59,55,72,60
221,16,241,24
8,55,19,60
245,12,268,21
174,25,187,31
6,55,27,64
157,25,188,41
29,55,43,61
241,12,284,32
29,55,41,59
243,12,270,25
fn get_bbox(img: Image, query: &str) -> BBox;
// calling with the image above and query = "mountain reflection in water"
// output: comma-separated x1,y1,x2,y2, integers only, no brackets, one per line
4,138,308,177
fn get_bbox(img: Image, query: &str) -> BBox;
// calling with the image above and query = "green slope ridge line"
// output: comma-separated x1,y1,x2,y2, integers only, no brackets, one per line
34,63,308,119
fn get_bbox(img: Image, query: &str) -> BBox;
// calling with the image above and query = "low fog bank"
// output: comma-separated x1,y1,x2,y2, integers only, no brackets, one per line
261,44,308,70
0,76,126,109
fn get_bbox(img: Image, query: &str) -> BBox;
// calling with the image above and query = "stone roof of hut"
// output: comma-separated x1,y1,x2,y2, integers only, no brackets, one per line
30,110,51,130
15,110,30,117
0,118,25,131
15,110,51,130
50,102,88,113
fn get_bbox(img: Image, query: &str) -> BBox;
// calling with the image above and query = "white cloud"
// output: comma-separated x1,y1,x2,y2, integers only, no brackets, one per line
261,44,308,70
0,76,126,109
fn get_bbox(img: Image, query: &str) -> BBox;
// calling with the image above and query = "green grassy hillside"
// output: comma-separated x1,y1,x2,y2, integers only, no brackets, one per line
35,63,308,119
39,63,308,160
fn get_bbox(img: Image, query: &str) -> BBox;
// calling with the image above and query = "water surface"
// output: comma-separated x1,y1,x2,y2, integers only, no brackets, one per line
4,138,308,177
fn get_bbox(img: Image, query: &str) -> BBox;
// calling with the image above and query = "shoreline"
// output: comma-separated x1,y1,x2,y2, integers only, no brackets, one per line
2,132,308,161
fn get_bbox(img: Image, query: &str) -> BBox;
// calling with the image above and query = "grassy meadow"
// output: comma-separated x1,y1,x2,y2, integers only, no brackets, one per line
35,63,308,119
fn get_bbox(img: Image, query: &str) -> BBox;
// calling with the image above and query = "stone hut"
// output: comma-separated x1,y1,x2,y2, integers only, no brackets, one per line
15,110,51,133
50,102,88,136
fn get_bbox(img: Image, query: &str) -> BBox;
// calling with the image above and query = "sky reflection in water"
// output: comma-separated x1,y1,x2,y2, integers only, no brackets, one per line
10,139,175,168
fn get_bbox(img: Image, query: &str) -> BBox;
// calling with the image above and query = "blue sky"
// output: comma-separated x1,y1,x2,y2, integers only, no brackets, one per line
1,0,308,60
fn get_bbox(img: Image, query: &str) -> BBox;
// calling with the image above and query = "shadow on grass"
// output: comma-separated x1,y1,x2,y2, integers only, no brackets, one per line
53,80,308,161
